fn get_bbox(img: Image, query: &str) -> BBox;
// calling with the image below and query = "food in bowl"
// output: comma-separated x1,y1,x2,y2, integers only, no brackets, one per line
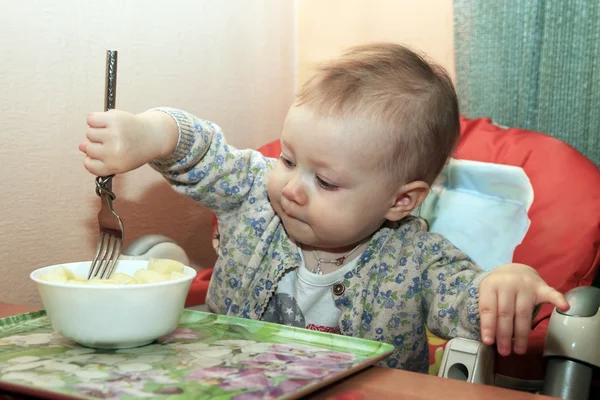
39,258,188,284
30,259,197,349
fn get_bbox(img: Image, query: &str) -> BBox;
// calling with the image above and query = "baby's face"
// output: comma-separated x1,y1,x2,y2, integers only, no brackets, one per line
267,106,400,252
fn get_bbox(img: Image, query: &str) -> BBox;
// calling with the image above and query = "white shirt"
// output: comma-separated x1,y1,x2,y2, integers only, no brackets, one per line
262,251,358,333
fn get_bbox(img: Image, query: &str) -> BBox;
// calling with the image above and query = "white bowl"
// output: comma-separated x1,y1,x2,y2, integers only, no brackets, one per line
30,260,197,349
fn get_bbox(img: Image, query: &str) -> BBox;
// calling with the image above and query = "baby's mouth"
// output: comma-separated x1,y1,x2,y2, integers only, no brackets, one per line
280,203,303,223
280,200,293,217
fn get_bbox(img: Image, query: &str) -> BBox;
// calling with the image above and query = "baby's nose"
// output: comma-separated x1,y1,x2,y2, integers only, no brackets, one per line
282,175,308,206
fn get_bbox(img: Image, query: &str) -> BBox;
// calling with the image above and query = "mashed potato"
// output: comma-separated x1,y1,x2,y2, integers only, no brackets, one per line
39,258,187,285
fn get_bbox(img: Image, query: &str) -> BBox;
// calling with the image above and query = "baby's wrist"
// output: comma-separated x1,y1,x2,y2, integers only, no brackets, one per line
138,111,179,159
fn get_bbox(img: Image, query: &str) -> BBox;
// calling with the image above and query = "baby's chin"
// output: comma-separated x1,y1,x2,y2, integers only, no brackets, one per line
282,225,344,250
273,206,348,248
278,217,318,247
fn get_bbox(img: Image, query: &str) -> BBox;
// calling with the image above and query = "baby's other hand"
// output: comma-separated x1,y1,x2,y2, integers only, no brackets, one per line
478,263,569,356
79,110,177,176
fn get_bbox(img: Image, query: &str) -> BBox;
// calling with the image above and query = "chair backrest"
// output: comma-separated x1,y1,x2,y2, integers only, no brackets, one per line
455,116,600,323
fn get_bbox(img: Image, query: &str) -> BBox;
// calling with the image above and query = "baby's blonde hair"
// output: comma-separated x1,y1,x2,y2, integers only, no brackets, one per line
296,43,459,185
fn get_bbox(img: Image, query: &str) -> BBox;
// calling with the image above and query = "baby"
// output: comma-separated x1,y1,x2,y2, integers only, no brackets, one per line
79,43,568,373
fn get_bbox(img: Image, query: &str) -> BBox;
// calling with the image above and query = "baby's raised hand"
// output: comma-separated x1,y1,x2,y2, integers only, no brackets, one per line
79,110,178,176
478,264,569,356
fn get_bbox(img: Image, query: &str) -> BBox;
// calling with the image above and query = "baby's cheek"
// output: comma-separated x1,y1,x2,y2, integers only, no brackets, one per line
312,202,343,228
266,170,282,203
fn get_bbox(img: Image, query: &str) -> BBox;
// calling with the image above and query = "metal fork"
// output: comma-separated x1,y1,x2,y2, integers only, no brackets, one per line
87,50,124,280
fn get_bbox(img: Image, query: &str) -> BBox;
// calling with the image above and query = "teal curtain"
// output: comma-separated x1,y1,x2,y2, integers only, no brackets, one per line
454,0,599,165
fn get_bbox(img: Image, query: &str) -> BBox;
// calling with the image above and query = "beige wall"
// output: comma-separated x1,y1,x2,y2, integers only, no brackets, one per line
1,0,455,306
0,0,295,306
297,0,455,87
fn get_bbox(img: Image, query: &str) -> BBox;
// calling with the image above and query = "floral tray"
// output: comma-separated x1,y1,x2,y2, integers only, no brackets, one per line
0,310,393,399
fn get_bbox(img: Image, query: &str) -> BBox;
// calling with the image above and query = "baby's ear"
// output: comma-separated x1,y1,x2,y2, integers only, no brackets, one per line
385,181,430,222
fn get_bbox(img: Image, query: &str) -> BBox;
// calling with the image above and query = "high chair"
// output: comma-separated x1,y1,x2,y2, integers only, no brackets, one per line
123,115,600,398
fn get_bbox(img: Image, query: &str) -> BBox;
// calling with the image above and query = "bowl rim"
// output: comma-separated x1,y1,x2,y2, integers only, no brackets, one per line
30,260,198,290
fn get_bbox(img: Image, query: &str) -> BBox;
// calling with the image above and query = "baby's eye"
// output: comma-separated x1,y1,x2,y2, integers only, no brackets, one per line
316,176,338,191
279,156,295,169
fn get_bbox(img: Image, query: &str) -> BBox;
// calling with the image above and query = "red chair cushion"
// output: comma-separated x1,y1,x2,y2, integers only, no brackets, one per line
256,140,282,158
456,116,600,292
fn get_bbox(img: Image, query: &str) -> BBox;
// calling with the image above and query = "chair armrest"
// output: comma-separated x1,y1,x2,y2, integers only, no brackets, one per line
437,337,495,385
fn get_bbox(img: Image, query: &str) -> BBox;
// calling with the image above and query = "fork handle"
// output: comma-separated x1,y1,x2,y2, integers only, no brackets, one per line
100,50,118,191
105,50,118,112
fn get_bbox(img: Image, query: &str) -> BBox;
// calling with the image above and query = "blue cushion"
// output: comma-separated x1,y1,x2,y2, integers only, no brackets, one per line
413,159,533,271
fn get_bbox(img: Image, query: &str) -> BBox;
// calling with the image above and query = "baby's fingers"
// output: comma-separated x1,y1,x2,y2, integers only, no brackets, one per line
537,285,569,311
512,291,535,354
478,287,498,346
86,112,110,128
494,290,516,356
83,156,109,177
82,142,106,161
86,127,108,143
